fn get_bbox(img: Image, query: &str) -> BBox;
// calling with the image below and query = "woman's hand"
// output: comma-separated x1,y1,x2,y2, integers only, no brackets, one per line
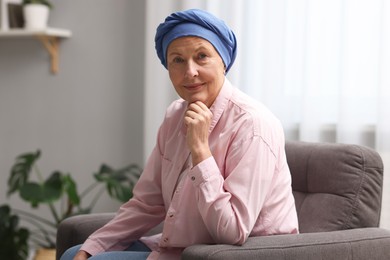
73,250,90,260
184,101,213,165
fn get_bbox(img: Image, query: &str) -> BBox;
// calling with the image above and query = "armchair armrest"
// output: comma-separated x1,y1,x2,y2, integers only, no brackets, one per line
56,213,115,260
182,228,390,260
56,213,163,260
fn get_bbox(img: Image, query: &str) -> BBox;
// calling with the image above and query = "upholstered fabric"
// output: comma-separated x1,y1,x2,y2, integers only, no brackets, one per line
183,228,390,260
287,141,383,232
56,141,390,260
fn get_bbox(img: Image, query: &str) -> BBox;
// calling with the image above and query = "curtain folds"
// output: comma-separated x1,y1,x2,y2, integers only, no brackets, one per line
144,0,390,228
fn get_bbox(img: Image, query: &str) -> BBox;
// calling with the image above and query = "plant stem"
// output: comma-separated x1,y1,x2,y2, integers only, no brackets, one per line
30,236,49,248
34,164,61,224
48,203,61,225
29,232,55,248
13,208,57,229
30,228,57,237
80,182,100,199
17,212,56,247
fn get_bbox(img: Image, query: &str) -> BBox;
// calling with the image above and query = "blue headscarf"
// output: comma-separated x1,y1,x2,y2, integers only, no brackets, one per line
155,9,237,73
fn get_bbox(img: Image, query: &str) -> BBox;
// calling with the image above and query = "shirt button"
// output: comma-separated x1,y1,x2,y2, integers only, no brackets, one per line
191,176,195,181
164,237,169,243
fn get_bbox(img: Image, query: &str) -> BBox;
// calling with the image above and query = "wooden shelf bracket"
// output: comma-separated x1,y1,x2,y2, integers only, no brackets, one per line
0,28,71,75
37,35,59,74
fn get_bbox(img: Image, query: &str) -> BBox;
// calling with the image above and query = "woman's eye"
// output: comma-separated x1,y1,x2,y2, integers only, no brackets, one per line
173,57,184,63
198,53,207,59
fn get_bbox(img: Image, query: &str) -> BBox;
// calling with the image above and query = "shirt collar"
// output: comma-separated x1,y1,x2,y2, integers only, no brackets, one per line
208,78,233,133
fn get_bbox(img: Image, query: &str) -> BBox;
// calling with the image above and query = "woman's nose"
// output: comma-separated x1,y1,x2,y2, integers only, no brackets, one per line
184,60,199,77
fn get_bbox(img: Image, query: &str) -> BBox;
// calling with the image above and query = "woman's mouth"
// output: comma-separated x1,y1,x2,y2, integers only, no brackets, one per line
184,83,205,91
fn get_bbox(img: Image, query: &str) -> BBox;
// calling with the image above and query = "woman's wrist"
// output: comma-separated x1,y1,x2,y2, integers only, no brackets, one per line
191,147,212,166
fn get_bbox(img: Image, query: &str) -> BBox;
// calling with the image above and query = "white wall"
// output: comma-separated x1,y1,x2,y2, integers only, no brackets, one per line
0,0,146,219
143,0,179,158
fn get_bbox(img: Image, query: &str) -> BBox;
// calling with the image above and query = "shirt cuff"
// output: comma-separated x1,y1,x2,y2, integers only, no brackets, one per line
188,156,220,186
80,240,105,256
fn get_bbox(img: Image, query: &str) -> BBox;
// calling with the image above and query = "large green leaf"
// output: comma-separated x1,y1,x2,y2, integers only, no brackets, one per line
19,172,63,207
7,150,40,196
43,171,63,201
106,180,133,202
94,164,142,202
62,174,80,205
19,183,44,207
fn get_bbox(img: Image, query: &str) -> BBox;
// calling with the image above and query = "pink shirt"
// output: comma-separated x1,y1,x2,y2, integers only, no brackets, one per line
81,79,299,259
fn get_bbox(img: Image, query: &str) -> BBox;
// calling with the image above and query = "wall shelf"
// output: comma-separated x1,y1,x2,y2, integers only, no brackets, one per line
0,28,72,74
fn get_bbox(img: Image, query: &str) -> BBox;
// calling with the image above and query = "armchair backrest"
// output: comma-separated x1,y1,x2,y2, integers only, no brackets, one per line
285,141,383,233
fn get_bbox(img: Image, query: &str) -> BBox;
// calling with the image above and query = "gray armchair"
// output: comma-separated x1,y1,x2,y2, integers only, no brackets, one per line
56,141,390,259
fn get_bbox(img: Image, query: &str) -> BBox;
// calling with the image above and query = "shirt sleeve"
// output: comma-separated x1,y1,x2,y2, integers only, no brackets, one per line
80,140,167,255
188,133,278,245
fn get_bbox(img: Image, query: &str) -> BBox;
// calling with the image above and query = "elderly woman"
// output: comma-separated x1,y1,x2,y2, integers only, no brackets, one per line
61,9,298,260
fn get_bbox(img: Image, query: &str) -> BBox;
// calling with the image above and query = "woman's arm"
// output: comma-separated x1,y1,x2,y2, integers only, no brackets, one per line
189,136,277,245
184,100,283,245
79,142,167,256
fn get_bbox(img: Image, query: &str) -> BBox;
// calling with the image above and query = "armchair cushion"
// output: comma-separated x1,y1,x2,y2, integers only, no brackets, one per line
286,141,383,232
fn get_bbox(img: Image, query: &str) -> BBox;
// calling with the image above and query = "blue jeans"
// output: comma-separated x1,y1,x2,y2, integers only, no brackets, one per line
60,240,151,260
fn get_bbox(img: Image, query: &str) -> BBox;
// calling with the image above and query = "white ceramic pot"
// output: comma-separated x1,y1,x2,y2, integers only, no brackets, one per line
23,4,50,30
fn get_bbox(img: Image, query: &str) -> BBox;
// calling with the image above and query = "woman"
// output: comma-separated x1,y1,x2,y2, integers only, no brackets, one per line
61,8,299,260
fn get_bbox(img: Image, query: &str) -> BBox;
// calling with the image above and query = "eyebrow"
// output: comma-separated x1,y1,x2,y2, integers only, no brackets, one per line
167,51,182,57
167,46,211,57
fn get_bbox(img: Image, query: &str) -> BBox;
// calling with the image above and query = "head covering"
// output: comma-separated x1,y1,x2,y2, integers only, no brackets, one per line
155,9,237,73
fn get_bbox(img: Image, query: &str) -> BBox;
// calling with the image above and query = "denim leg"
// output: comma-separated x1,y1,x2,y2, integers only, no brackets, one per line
124,240,151,252
59,241,151,260
59,244,82,260
88,241,151,260
89,251,151,260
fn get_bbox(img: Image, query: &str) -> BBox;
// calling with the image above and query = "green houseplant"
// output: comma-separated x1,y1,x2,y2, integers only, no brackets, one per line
0,205,30,260
5,150,142,250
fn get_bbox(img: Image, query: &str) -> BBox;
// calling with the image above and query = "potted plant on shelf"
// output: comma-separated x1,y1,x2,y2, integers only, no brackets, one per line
3,149,142,259
22,0,53,30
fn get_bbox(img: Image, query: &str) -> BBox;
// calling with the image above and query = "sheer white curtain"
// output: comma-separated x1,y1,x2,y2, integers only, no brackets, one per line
144,0,390,228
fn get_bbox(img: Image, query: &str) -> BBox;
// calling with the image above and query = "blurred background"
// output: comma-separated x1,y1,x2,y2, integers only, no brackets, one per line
0,0,388,240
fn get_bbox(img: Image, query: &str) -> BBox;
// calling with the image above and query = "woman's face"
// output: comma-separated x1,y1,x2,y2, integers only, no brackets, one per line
167,36,226,108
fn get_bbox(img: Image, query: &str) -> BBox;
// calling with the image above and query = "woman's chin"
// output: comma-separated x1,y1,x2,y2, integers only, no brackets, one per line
186,95,206,105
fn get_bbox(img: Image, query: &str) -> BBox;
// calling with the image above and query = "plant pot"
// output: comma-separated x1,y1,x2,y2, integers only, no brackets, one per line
23,4,50,30
34,248,56,260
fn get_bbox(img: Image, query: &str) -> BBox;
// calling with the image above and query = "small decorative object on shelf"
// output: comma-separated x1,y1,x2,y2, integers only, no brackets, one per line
22,0,52,30
1,0,23,30
7,1,24,28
